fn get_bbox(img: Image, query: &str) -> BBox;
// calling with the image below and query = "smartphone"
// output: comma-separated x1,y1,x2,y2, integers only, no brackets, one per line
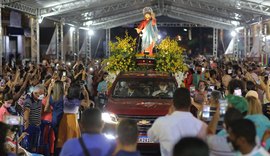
234,88,242,96
63,71,66,77
190,86,195,97
219,99,228,115
202,67,205,72
228,69,232,74
89,67,94,72
209,85,215,91
4,115,23,125
0,79,6,86
202,105,210,119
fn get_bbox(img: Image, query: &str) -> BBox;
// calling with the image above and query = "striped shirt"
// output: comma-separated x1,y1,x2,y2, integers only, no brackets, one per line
24,97,42,126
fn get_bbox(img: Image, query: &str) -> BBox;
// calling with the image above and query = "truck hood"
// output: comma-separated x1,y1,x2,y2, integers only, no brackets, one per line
105,97,172,116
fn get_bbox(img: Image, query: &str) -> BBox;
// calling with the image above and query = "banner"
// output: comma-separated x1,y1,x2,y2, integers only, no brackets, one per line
79,37,86,55
225,38,234,55
250,36,260,57
45,28,57,55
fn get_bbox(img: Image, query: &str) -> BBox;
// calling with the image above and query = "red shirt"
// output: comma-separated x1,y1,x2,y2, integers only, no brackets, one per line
41,97,53,122
0,105,10,122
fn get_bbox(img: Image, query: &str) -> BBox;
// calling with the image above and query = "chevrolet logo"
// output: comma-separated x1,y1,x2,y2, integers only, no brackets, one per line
137,120,151,126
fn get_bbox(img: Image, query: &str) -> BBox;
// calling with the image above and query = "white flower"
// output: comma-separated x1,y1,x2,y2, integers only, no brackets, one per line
174,72,184,87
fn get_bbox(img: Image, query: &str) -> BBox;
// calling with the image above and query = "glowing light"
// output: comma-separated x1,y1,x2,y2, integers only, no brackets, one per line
88,29,94,36
70,27,75,33
104,133,116,140
177,35,182,41
231,31,237,37
158,35,162,40
235,27,244,32
38,16,43,24
183,28,188,32
231,21,239,26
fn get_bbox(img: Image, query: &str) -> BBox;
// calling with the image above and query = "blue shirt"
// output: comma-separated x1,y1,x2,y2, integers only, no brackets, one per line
97,81,108,93
115,150,141,156
60,133,116,156
245,114,270,150
50,96,64,128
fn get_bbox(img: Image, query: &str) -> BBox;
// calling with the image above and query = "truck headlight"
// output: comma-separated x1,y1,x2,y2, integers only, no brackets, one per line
102,112,118,124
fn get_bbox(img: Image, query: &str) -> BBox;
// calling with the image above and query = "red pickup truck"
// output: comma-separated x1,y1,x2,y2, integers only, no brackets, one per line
102,71,177,152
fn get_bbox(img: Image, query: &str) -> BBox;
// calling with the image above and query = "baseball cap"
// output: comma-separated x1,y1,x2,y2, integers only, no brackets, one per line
226,95,248,113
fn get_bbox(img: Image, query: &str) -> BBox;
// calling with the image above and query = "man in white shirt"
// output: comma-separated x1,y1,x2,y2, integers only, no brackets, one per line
147,88,208,156
227,119,270,156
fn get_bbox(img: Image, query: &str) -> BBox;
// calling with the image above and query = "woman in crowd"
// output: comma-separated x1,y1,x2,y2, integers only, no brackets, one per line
56,82,90,152
245,94,270,149
45,80,64,136
183,68,194,90
209,70,221,89
0,93,13,122
194,80,208,105
44,80,65,155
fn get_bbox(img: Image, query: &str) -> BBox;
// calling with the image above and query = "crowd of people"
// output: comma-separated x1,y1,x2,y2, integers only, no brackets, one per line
1,55,270,156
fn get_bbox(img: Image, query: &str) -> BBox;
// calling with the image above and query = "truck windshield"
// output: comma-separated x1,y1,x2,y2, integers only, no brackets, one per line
112,78,177,99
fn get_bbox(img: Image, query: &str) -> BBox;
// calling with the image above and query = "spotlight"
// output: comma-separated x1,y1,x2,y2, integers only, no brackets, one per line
88,29,94,36
231,31,237,37
38,16,43,24
70,27,75,33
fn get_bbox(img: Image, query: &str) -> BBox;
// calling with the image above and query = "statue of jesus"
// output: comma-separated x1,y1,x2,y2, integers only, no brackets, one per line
135,7,158,56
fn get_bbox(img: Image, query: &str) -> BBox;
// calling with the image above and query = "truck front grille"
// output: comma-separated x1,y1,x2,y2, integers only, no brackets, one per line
117,115,158,135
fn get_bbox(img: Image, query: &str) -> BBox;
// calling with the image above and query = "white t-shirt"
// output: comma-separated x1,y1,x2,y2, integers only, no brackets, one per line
242,146,270,156
148,111,207,156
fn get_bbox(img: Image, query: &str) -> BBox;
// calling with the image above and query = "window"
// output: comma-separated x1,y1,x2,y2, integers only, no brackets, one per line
112,78,176,99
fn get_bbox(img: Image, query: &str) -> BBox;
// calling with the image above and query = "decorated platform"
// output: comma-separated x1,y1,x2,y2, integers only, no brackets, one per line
102,32,188,87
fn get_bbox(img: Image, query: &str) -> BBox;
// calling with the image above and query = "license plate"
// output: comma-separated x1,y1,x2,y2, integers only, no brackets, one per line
138,136,153,143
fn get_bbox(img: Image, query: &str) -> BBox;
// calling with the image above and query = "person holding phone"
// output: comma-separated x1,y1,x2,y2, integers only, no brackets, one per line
56,82,90,153
44,80,65,153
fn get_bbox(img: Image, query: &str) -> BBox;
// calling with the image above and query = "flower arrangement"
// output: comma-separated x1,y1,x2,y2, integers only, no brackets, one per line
155,37,187,73
103,35,187,86
102,32,137,72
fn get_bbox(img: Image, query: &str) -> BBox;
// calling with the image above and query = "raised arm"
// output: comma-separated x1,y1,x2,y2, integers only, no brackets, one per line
12,73,31,103
44,83,54,112
80,86,91,108
207,105,220,134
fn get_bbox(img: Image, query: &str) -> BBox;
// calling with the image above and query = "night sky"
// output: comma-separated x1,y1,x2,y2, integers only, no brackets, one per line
39,18,231,58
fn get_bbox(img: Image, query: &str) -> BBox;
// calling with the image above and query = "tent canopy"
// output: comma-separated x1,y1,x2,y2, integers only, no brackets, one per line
2,0,270,30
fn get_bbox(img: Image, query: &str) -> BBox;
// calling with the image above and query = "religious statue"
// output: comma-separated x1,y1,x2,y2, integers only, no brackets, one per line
135,7,158,56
